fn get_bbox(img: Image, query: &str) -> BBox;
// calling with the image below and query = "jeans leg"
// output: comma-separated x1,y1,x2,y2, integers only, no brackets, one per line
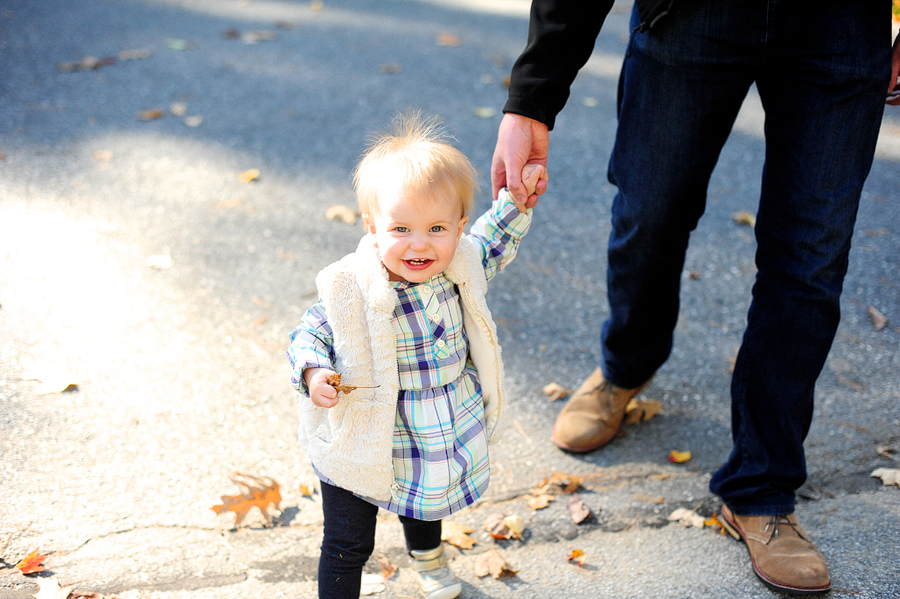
399,516,443,552
602,2,759,389
709,2,892,515
318,481,378,599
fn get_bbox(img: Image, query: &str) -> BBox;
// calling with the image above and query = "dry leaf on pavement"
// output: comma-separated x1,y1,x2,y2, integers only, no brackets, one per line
668,450,691,464
624,398,662,425
325,205,359,225
484,514,524,540
212,473,281,526
668,508,705,529
15,548,47,574
238,169,260,183
30,577,74,599
474,549,517,579
375,553,397,580
542,382,571,401
871,468,900,487
359,573,384,595
137,109,164,121
731,210,756,227
566,548,586,567
524,493,554,510
436,33,461,47
868,307,889,331
546,472,583,494
567,494,592,524
441,521,478,549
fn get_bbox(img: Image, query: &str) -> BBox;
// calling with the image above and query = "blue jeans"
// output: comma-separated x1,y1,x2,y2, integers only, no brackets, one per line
603,0,891,515
318,481,442,599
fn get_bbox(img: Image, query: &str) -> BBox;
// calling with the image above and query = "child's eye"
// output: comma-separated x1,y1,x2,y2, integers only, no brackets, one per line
394,226,409,233
430,225,445,233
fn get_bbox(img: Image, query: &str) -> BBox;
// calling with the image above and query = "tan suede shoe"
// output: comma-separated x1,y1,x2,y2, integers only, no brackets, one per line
720,505,831,595
551,368,652,453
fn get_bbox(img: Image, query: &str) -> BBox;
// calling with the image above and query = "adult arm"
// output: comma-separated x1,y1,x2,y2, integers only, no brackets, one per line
492,0,615,202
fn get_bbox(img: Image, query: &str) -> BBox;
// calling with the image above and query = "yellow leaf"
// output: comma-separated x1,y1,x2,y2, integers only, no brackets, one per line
625,398,662,425
566,548,586,567
238,169,260,183
442,521,478,549
542,382,571,401
731,210,756,227
668,450,691,464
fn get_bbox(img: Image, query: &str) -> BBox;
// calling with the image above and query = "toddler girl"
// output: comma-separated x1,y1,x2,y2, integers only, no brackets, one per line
288,111,544,599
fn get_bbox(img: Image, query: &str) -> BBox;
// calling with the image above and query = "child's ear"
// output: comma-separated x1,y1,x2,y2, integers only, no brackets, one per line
457,215,469,239
364,217,377,236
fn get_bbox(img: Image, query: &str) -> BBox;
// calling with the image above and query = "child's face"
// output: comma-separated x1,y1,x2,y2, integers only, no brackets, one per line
366,189,469,283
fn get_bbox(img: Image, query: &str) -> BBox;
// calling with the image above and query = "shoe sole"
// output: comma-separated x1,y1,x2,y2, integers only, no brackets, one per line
719,507,832,596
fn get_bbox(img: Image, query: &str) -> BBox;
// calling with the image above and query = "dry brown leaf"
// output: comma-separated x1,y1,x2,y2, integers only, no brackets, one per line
668,508,704,528
211,472,281,526
525,493,554,510
359,573,385,595
547,472,583,494
624,398,662,425
441,520,478,549
137,108,164,121
325,205,359,225
633,494,665,504
474,549,517,579
30,577,73,599
325,372,378,395
871,468,900,487
238,169,260,183
15,548,47,574
868,306,889,331
542,382,571,401
375,553,397,580
436,33,461,47
567,494,592,524
566,548,586,567
668,450,691,464
484,514,523,540
732,210,756,227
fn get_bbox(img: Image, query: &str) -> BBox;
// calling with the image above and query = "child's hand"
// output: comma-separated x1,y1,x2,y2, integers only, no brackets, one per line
515,164,548,213
304,367,340,408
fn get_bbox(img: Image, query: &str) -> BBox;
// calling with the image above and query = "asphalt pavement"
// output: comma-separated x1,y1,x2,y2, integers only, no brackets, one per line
1,1,899,598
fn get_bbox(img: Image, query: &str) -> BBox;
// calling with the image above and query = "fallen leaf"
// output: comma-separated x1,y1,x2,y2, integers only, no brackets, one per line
542,382,571,401
30,577,73,599
325,205,359,225
93,150,113,161
484,513,523,539
871,467,900,487
16,548,47,574
668,508,704,529
566,548,586,567
525,493,554,510
212,472,282,526
704,512,726,533
633,494,665,504
868,306,889,331
145,254,172,269
325,372,378,395
473,107,496,118
668,450,691,464
19,366,78,395
375,553,397,580
441,521,478,549
547,472,583,494
624,398,662,425
436,33,461,47
137,108,164,121
118,49,152,60
567,494,592,524
299,482,316,497
474,549,517,579
731,210,756,228
359,573,385,595
183,115,203,128
238,169,260,183
169,102,187,116
378,64,402,74
877,445,897,459
688,271,701,280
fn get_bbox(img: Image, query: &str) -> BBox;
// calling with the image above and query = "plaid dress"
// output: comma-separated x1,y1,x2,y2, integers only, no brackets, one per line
289,193,530,520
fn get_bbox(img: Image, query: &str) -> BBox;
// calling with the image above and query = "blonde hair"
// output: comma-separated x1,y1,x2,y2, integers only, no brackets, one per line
353,111,477,220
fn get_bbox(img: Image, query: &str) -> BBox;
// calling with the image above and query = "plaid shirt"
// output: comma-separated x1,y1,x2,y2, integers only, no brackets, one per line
288,192,530,520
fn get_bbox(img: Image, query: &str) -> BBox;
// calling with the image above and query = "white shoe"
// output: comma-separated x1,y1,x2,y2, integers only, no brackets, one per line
410,546,462,599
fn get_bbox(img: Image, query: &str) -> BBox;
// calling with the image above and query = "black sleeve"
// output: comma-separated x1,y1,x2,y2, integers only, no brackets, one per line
503,0,616,130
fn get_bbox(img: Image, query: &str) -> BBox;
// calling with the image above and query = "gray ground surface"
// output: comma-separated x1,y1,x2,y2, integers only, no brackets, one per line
2,1,899,598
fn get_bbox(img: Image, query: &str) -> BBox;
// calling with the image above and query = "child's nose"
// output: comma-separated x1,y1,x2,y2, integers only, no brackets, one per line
409,234,429,250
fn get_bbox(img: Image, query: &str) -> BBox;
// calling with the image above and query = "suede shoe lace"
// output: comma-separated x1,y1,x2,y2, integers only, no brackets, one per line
720,505,831,595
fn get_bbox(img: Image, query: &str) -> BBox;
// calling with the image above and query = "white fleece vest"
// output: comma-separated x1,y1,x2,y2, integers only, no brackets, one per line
298,234,507,501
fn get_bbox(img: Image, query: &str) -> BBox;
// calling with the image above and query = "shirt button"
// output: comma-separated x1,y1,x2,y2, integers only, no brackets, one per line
431,313,441,323
436,339,446,348
422,285,432,294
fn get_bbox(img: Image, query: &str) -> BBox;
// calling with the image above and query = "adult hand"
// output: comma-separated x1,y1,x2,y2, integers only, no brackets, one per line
304,367,339,408
491,113,549,208
888,31,900,106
